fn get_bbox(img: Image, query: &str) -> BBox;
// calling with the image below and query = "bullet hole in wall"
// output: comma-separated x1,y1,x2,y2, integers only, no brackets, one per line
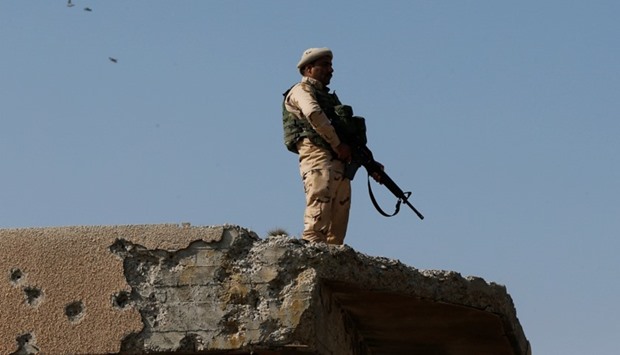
24,287,43,307
10,332,40,355
10,268,24,285
65,301,85,323
113,290,131,309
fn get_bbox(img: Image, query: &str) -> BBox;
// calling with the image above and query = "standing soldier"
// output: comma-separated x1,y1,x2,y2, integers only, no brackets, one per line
282,47,354,245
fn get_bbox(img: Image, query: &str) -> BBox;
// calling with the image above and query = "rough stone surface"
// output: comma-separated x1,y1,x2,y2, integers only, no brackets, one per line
0,224,530,354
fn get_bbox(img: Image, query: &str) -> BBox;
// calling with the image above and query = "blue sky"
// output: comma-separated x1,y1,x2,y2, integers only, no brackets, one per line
1,1,619,354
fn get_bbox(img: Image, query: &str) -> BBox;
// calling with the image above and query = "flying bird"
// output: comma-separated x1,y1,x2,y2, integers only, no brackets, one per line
108,57,118,63
67,0,75,7
84,7,92,12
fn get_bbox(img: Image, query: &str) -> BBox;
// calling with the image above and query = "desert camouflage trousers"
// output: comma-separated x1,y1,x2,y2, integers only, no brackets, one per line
297,139,351,245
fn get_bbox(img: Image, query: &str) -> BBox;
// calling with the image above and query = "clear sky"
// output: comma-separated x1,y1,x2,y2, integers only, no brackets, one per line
1,1,618,354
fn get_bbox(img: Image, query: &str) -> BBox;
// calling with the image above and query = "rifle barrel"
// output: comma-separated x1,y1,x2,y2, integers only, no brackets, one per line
404,198,425,220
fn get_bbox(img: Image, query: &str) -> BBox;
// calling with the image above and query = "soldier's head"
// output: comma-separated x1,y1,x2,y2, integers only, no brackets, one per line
297,47,333,86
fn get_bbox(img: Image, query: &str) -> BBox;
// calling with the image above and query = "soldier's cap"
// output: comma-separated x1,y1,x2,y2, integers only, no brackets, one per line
297,47,333,69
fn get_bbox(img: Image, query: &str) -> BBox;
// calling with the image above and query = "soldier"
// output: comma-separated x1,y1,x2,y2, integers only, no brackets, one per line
282,47,354,245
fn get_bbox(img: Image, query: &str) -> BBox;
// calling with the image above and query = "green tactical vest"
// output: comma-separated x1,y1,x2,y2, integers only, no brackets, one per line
282,83,343,154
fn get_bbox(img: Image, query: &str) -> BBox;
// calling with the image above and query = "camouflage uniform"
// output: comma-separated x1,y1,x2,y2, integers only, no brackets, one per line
284,77,351,245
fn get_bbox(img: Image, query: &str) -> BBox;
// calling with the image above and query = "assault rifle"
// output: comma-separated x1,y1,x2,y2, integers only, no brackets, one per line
331,105,424,220
345,145,424,220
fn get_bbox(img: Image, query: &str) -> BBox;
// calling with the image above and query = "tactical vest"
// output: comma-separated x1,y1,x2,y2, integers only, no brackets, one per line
282,83,343,154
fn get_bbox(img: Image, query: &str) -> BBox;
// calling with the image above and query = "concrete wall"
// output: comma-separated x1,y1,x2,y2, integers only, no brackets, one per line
1,224,530,355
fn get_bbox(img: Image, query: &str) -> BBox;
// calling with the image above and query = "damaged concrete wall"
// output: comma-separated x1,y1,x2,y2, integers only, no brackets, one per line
0,224,530,355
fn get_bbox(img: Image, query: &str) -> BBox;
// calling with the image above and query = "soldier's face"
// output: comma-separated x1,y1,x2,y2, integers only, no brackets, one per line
307,56,333,86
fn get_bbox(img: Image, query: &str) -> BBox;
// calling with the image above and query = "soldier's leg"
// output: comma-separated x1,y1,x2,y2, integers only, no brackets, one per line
298,139,334,243
326,170,351,245
301,168,332,243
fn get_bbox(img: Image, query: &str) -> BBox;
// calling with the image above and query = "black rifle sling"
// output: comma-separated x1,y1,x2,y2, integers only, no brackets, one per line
367,174,411,217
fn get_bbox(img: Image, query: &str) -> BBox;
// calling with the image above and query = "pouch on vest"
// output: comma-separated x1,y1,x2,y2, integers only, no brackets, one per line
332,104,367,147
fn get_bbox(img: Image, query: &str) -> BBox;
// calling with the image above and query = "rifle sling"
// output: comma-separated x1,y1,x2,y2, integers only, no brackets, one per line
367,174,410,217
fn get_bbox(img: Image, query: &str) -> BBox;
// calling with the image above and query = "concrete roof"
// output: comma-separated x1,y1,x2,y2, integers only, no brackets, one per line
0,224,530,355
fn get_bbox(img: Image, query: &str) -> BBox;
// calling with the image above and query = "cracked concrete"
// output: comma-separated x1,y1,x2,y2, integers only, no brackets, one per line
0,224,530,354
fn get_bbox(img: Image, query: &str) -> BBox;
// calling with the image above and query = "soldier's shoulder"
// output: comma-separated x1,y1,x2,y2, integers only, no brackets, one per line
291,81,317,95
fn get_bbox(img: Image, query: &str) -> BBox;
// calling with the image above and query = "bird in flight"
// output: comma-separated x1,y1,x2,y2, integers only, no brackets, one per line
84,7,93,12
108,57,118,63
67,0,75,7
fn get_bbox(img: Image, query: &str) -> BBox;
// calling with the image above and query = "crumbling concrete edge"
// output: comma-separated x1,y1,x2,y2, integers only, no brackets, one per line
109,225,262,354
109,231,531,354
257,236,531,355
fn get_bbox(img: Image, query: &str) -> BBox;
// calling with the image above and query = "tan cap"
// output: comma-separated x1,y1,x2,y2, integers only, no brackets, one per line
296,47,333,69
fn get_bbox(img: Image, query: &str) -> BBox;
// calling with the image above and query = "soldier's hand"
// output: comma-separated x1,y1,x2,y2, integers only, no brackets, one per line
335,143,352,162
